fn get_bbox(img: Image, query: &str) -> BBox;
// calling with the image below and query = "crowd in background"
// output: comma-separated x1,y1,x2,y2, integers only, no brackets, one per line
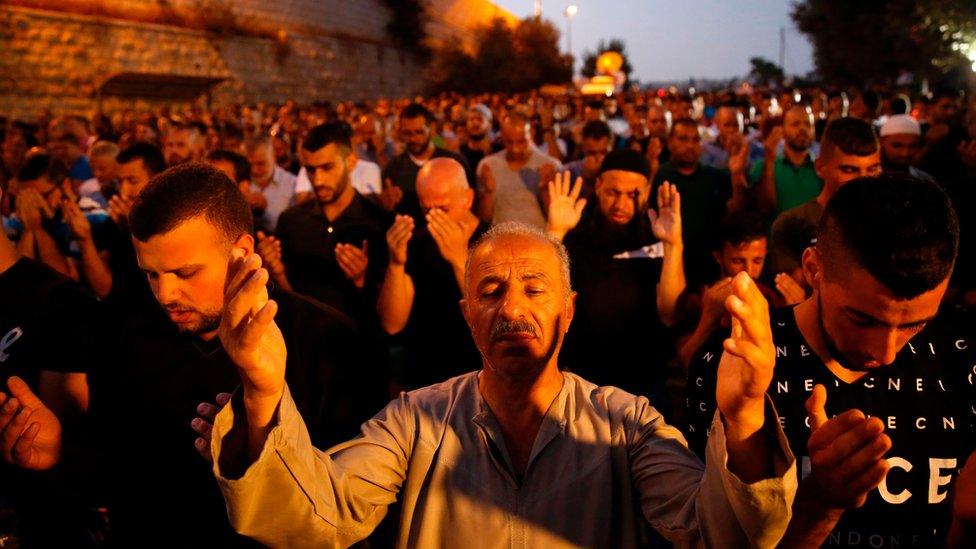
1,81,976,547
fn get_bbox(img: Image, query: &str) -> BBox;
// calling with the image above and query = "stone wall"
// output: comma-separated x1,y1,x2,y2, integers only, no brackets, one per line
0,0,515,119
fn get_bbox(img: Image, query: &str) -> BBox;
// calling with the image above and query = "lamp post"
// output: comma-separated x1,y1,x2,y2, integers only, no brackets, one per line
564,4,578,74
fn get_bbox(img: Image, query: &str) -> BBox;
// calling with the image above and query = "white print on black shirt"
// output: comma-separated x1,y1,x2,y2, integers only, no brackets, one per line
0,326,23,362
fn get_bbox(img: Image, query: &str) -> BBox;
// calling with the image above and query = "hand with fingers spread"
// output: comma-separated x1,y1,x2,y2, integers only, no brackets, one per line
427,209,474,270
63,199,93,242
218,250,286,455
386,215,414,266
716,272,776,448
804,384,891,509
545,171,587,240
335,240,369,289
0,376,62,471
775,272,807,305
648,180,682,246
191,392,233,462
380,178,403,212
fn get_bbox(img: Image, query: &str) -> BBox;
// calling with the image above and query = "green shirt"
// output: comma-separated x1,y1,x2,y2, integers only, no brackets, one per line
748,155,822,215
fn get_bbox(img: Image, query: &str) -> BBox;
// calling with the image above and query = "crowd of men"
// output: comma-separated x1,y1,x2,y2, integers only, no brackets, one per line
0,83,974,547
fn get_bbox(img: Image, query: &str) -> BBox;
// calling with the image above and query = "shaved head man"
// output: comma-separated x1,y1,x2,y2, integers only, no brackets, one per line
378,157,487,387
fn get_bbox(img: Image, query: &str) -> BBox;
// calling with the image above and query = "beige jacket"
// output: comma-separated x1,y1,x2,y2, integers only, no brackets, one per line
212,372,796,548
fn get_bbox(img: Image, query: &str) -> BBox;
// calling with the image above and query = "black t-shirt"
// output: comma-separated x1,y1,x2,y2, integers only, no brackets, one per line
400,223,488,389
276,194,391,320
0,257,98,386
652,162,731,286
88,289,390,547
381,148,475,219
686,307,976,547
561,213,672,402
0,257,102,547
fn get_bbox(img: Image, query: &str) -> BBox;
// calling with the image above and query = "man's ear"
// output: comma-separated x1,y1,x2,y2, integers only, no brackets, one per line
233,233,255,257
801,246,821,291
459,298,472,331
463,188,475,211
346,150,359,173
563,291,577,332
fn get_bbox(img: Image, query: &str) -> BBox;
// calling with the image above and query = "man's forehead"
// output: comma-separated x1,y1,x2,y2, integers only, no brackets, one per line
600,170,649,189
470,237,560,277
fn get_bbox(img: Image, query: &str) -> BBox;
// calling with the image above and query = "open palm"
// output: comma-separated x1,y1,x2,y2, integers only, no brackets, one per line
649,180,682,245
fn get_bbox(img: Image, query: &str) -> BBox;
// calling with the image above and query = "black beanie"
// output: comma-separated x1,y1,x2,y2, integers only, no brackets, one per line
598,149,651,179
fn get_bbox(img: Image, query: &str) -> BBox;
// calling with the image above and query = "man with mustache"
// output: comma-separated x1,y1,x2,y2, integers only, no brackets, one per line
203,220,797,547
686,175,975,546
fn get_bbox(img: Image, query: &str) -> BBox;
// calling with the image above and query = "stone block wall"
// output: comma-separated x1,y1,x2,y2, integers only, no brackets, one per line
0,0,515,119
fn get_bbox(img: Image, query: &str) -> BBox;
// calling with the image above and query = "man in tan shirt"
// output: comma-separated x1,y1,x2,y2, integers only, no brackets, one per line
208,221,797,548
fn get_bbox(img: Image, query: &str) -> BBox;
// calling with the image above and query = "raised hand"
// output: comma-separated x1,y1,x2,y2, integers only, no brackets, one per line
15,189,46,231
63,199,93,242
804,384,891,509
648,180,682,246
427,209,475,269
0,376,62,471
775,272,807,305
545,170,587,240
256,231,285,277
763,126,783,159
218,250,286,432
108,195,134,226
335,240,369,289
715,272,776,435
191,392,233,462
728,134,750,175
701,277,734,329
380,178,403,212
386,215,414,266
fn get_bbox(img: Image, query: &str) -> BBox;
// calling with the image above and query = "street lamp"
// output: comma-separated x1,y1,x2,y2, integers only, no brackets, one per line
564,4,578,62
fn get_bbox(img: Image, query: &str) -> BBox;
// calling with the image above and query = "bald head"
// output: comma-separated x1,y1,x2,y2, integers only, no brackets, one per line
417,157,468,196
417,157,474,220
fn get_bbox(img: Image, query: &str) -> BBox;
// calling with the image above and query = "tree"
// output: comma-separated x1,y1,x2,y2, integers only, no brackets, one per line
748,57,785,87
428,17,572,93
581,39,634,83
791,0,974,85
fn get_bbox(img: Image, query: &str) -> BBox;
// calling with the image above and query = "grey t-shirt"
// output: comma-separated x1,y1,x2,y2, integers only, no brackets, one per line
478,148,561,228
770,200,824,274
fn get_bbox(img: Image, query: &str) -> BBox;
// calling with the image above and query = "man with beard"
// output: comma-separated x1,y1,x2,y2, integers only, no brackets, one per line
546,149,684,402
653,118,750,286
0,163,387,546
203,220,797,548
380,104,473,218
458,103,499,171
269,122,390,320
377,157,488,388
750,105,822,217
769,117,881,279
687,175,975,547
879,114,935,182
476,112,562,228
162,121,205,167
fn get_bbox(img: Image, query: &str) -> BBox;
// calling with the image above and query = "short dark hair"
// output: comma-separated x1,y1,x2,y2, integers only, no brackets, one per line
206,149,251,183
717,211,767,249
818,174,959,299
117,142,166,176
820,117,878,157
670,117,699,137
130,162,252,243
399,103,434,124
302,122,352,154
581,120,612,141
17,153,68,184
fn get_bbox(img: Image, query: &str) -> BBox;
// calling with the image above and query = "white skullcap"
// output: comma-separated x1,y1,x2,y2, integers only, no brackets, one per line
880,114,921,137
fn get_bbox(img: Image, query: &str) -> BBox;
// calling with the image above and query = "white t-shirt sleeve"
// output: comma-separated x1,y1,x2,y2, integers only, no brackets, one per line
295,167,311,194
